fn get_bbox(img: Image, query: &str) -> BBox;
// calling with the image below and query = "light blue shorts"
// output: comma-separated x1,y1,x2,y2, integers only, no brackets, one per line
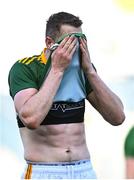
22,159,97,179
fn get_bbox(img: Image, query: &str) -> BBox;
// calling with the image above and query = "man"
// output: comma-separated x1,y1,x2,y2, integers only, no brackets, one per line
8,12,125,179
124,126,134,178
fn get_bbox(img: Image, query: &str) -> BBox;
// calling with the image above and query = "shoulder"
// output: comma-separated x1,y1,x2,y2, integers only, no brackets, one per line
10,54,42,70
9,53,44,77
8,52,47,98
8,54,40,98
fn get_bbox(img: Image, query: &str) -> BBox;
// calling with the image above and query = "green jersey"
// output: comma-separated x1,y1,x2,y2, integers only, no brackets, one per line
8,50,93,99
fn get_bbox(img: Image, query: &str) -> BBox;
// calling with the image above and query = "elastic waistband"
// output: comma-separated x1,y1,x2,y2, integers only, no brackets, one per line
26,159,90,166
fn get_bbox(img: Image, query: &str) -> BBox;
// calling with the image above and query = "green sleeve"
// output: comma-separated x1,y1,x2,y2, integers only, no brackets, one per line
124,127,134,157
8,62,38,99
85,63,97,97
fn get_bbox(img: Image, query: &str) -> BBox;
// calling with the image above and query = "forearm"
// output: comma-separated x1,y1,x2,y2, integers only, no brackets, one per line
79,37,125,125
86,68,125,125
19,69,63,128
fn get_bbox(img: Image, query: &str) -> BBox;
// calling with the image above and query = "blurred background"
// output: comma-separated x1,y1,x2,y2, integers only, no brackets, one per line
0,0,134,179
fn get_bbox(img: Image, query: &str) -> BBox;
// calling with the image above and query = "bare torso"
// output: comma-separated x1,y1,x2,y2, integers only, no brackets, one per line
20,122,90,162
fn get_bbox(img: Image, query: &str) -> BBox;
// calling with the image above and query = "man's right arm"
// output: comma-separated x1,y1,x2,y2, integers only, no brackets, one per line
14,69,64,129
14,35,77,129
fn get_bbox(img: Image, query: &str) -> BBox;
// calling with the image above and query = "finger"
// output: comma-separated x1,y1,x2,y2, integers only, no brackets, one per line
83,38,88,48
59,36,70,48
80,37,87,50
80,40,87,53
68,44,77,58
63,35,76,50
66,38,77,54
80,37,86,45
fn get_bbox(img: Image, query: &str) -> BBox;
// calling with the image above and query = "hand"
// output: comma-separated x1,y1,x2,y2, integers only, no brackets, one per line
80,37,94,74
51,35,77,73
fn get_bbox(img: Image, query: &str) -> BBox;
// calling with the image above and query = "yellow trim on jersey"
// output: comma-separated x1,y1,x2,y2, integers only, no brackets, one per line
23,58,30,63
18,48,48,65
41,48,47,64
19,57,29,63
25,56,37,65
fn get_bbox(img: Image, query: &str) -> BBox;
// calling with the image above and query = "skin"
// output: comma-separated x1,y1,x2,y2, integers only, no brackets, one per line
14,24,125,162
125,158,134,178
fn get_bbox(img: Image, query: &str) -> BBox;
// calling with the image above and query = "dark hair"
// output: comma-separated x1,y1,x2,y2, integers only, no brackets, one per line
46,12,83,40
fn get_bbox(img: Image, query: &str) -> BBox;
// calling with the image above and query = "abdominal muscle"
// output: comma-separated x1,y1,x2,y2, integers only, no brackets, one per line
20,122,90,162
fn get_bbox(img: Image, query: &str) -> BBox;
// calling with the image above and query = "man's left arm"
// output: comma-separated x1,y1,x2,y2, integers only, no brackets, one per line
87,72,125,125
80,37,125,125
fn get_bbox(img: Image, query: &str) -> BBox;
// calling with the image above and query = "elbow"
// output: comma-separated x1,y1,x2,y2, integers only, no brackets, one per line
24,118,40,129
19,111,40,129
109,111,126,126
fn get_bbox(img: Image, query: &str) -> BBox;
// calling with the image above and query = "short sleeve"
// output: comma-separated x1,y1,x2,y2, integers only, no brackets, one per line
8,62,38,99
85,63,97,97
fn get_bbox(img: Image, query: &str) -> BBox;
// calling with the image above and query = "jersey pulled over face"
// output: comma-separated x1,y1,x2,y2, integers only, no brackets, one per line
49,25,90,102
52,33,87,102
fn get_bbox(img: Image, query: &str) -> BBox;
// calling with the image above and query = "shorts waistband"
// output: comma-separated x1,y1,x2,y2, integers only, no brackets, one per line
26,159,90,166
